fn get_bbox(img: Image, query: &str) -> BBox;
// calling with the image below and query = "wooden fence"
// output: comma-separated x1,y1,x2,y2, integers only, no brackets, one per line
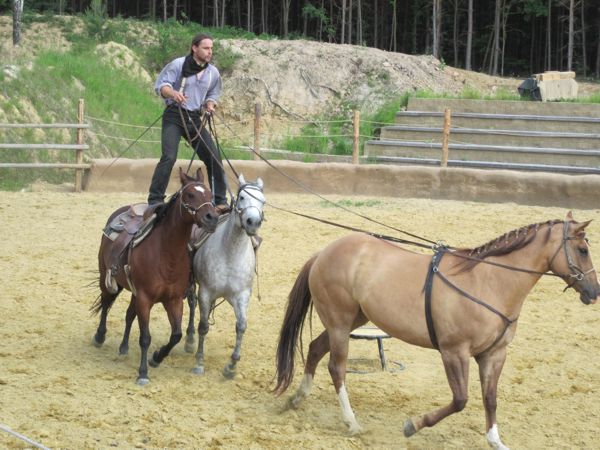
0,99,91,191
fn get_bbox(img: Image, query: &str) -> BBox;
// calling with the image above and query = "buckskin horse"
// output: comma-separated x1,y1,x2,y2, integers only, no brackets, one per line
275,212,598,449
185,174,266,379
91,168,218,385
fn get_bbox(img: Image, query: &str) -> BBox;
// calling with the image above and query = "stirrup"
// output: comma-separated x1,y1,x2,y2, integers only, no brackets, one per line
105,268,119,294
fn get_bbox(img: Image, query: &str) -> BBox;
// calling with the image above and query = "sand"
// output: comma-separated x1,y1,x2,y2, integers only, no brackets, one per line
1,190,599,449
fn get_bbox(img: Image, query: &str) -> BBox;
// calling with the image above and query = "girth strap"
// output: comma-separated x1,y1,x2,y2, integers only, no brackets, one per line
423,247,516,355
423,248,445,350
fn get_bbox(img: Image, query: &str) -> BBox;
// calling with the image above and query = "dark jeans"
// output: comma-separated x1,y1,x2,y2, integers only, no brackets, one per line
148,106,227,205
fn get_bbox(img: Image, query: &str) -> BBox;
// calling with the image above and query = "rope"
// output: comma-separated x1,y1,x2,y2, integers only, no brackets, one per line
0,424,51,450
213,111,437,246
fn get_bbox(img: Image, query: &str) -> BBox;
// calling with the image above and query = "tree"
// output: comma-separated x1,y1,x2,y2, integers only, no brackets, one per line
432,0,441,58
567,0,574,71
491,0,502,74
466,0,473,70
12,0,23,46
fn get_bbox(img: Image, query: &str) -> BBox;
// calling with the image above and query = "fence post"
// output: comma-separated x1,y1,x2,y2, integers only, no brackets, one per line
441,108,451,167
352,110,360,165
253,103,261,161
75,98,85,192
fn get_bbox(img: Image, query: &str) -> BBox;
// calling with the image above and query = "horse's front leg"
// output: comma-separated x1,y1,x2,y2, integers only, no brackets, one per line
192,291,212,375
476,347,509,450
404,349,470,438
184,284,197,353
118,295,136,355
149,298,183,367
223,293,250,379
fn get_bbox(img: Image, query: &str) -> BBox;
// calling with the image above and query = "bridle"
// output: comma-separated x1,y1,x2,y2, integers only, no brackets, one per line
178,182,213,219
234,183,265,228
548,220,595,290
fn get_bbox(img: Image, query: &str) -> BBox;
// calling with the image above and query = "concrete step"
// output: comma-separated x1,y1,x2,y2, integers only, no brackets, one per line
366,155,600,175
364,139,600,168
379,126,600,150
394,111,600,133
407,97,600,117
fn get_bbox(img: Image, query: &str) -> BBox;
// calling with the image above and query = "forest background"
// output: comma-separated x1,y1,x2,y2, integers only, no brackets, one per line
3,0,600,79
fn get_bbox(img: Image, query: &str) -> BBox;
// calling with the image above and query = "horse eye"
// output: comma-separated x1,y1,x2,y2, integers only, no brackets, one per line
578,247,589,256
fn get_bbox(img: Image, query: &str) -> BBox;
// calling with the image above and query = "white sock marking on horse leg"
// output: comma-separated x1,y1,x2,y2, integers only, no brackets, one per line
291,374,312,407
337,384,361,434
486,424,509,450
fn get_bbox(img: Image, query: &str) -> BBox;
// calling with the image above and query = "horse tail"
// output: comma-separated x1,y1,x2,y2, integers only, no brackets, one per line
89,288,119,316
274,254,317,396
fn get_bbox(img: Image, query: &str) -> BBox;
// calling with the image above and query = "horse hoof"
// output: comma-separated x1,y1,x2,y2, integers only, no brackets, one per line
191,366,205,375
118,347,128,356
92,335,104,348
136,377,150,386
222,365,236,379
286,395,300,410
348,423,363,436
403,419,417,437
149,357,160,368
184,341,195,354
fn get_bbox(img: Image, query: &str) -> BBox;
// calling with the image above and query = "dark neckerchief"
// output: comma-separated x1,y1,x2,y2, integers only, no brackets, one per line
181,54,208,78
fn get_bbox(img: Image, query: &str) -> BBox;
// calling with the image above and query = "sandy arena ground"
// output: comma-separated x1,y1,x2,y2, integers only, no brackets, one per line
1,190,599,449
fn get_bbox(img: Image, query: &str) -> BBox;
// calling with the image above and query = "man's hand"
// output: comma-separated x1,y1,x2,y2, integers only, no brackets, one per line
204,100,216,113
161,85,186,104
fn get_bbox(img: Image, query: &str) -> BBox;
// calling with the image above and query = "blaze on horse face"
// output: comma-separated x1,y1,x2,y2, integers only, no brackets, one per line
179,168,218,233
553,214,599,305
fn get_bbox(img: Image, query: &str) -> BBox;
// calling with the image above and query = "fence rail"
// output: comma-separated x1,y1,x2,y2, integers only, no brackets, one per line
0,99,90,191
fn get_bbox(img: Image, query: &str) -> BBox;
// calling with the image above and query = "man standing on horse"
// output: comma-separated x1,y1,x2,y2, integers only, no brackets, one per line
147,33,229,212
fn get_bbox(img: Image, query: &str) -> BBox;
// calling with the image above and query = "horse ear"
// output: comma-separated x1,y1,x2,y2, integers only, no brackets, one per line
239,173,246,185
566,211,574,220
195,168,205,183
179,167,189,185
257,177,264,189
574,220,593,234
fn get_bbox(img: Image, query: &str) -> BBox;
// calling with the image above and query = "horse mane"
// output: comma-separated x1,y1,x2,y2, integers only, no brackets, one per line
452,219,563,272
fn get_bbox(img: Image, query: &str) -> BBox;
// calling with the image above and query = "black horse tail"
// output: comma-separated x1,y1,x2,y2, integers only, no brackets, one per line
274,254,317,396
89,286,120,316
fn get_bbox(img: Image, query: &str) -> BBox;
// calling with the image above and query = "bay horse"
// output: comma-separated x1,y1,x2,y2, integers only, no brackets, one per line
91,168,219,385
275,212,598,449
185,174,265,378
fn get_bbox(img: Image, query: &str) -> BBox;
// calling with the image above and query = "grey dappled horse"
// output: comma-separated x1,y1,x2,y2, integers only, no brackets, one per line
185,174,266,378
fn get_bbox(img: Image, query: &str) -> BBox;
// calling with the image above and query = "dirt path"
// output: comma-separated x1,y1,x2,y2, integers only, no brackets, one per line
1,191,599,449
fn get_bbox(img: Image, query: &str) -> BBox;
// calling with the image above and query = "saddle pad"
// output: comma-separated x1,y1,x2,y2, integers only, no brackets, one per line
189,212,229,250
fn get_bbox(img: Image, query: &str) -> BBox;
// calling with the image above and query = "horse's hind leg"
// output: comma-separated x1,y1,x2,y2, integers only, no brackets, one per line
135,298,152,386
92,290,120,347
287,330,329,409
192,291,212,375
476,347,509,450
149,299,183,368
184,284,197,353
222,294,250,379
404,350,470,438
289,313,368,410
328,328,362,435
118,296,137,355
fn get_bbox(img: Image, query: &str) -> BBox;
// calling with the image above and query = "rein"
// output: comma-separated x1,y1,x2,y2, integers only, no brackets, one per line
423,220,591,355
